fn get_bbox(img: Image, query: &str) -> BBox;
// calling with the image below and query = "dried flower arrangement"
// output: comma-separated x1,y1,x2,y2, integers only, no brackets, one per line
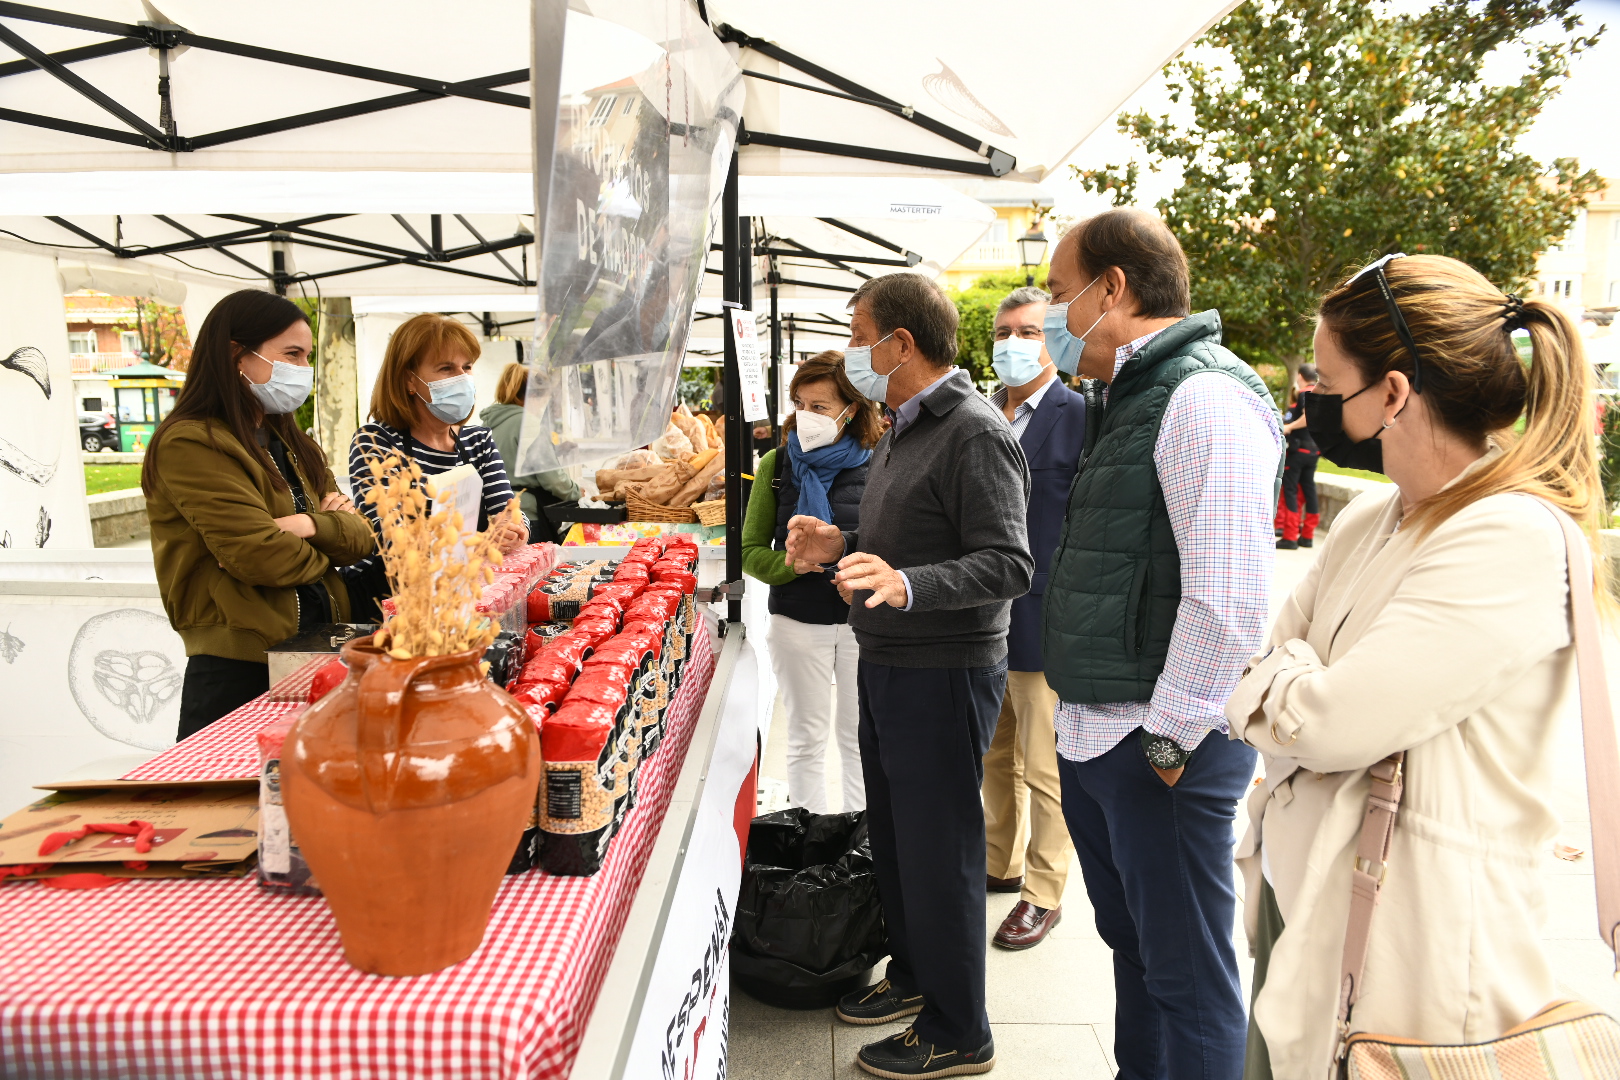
361,452,523,659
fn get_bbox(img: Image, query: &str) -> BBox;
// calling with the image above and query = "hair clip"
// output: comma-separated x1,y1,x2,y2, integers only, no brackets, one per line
1502,294,1528,333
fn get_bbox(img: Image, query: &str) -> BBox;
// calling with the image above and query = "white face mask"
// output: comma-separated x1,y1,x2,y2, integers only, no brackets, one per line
794,403,852,452
241,350,313,415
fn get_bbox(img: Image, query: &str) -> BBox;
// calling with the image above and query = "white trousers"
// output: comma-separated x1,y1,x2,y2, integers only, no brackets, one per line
766,613,865,813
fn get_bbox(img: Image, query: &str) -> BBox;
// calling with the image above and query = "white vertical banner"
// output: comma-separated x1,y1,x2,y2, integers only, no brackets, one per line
728,309,768,424
623,636,761,1080
0,250,92,548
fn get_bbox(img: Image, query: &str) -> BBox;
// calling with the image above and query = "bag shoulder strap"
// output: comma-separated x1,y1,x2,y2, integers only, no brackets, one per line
1334,501,1620,1064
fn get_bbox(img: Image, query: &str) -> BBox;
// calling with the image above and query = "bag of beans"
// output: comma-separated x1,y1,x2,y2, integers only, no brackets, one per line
537,701,621,875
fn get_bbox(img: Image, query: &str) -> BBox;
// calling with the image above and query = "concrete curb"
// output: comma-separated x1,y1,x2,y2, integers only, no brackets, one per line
87,487,147,547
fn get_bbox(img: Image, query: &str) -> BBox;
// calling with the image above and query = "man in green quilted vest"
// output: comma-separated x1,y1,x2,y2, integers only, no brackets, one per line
1039,210,1283,1080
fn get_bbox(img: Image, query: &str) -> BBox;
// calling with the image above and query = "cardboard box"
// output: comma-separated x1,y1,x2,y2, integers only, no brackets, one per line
0,780,260,879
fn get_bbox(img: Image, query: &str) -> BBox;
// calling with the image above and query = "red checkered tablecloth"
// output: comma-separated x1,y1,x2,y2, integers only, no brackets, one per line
120,699,304,782
0,627,718,1080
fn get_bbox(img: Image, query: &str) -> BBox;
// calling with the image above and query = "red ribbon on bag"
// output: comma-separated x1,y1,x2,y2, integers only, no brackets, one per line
38,820,156,856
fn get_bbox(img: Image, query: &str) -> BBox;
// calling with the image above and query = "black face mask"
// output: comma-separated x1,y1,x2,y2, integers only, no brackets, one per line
1304,386,1385,474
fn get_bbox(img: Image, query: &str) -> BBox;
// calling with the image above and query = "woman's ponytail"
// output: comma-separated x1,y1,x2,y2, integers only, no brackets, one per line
1319,255,1607,598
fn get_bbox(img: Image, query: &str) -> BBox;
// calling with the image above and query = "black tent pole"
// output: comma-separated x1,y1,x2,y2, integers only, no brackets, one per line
768,266,781,444
721,151,744,626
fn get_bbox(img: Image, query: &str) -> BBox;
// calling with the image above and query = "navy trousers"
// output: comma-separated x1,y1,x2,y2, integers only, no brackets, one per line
1059,729,1257,1080
858,657,1006,1051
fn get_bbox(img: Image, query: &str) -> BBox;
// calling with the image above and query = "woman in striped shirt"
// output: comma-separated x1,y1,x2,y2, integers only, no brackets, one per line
342,313,528,619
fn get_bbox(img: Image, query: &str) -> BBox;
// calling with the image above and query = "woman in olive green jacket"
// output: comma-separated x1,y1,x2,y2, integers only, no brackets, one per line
142,290,375,739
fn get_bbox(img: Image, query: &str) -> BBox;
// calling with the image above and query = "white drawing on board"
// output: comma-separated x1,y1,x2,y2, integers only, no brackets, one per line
68,609,186,750
2,346,50,398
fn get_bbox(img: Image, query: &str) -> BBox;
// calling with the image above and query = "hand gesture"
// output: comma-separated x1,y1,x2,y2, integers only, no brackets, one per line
834,552,909,609
319,490,357,514
784,515,844,569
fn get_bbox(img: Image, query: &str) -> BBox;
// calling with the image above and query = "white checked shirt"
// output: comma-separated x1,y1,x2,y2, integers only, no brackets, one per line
989,375,1057,440
1053,329,1283,762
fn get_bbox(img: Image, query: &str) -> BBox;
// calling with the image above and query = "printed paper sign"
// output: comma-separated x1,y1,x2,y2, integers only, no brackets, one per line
728,309,769,423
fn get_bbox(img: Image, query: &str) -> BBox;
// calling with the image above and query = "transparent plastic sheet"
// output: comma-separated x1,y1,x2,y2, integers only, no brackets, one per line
518,0,743,477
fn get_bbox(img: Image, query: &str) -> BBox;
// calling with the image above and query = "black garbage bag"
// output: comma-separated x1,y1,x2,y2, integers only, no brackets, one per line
729,808,887,1009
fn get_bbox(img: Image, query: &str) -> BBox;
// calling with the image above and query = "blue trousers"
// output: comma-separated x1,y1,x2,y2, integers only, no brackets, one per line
858,658,1006,1051
1059,729,1256,1080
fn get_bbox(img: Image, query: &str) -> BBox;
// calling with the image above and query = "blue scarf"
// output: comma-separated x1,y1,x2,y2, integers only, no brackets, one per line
786,429,871,525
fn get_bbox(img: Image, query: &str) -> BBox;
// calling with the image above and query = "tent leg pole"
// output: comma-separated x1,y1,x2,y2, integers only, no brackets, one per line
721,151,744,627
768,278,781,445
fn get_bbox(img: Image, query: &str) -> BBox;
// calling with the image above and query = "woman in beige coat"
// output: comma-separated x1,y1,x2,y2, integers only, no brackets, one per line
1225,253,1604,1079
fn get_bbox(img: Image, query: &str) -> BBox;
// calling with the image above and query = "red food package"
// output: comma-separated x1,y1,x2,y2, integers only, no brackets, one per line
513,679,569,717
568,617,619,645
650,565,698,589
613,561,651,582
581,652,639,684
617,626,663,659
306,658,348,704
566,673,630,710
578,591,626,618
517,654,577,690
593,582,642,606
542,632,594,670
541,701,615,761
626,593,680,621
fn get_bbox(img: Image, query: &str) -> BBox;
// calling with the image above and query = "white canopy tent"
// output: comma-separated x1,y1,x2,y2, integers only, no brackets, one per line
0,3,1242,1077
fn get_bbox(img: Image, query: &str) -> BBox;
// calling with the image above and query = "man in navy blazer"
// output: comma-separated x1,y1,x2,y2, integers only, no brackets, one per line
982,286,1088,950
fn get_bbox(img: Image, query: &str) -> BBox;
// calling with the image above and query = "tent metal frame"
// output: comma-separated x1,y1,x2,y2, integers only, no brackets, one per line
0,1,527,152
0,2,1018,623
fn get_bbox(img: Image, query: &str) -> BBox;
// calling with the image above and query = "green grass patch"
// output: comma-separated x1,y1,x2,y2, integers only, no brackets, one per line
1315,458,1389,483
84,463,144,495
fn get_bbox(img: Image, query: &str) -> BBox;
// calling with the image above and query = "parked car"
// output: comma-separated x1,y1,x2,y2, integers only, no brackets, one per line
79,412,119,452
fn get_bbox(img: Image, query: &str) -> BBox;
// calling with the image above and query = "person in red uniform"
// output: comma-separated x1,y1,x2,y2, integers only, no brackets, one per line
1277,363,1321,549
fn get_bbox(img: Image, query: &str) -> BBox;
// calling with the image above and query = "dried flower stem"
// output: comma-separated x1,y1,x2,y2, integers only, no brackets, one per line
360,452,523,659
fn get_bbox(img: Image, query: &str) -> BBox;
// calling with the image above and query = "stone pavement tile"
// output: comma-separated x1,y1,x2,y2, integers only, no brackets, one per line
730,985,840,1024
985,1023,1113,1078
728,1021,835,1080
1093,1022,1118,1074
986,934,1117,1024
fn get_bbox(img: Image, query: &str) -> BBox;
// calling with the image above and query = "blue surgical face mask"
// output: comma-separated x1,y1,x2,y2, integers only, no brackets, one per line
1044,277,1106,377
991,335,1048,387
241,350,313,415
842,332,896,403
415,372,476,424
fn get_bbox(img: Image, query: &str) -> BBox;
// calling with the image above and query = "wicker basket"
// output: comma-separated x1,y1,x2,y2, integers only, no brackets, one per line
692,499,727,527
625,491,698,523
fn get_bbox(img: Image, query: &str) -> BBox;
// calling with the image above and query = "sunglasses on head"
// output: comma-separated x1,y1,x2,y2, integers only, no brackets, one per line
1347,252,1424,394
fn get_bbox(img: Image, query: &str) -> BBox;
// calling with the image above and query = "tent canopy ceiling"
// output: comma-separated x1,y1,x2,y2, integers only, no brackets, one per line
0,173,992,297
1,0,1239,182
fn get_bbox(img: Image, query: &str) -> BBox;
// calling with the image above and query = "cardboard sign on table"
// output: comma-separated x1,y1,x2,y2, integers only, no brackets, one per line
0,780,259,879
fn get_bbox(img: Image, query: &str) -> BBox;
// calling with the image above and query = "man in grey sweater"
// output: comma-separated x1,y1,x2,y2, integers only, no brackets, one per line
786,273,1032,1079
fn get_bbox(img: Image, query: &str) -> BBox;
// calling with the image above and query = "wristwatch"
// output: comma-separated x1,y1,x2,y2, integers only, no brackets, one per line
1141,730,1191,770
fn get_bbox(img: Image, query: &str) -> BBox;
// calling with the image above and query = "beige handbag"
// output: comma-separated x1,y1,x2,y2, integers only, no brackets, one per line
1336,505,1620,1079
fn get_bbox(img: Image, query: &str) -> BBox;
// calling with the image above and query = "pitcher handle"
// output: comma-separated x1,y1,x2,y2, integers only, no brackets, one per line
351,640,459,814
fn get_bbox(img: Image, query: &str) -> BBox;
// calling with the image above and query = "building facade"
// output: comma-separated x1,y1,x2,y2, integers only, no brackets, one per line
1534,179,1620,320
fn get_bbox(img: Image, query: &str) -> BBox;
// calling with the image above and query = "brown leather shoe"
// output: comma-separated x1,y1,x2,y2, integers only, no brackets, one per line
986,873,1024,893
993,900,1061,950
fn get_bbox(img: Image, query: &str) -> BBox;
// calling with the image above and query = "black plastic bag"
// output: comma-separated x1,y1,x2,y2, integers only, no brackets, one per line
729,808,887,1009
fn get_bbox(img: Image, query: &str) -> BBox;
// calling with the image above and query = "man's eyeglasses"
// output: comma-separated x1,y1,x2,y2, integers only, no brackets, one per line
1348,252,1424,394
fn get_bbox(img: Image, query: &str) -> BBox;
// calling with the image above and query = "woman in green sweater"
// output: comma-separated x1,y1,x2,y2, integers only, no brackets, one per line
742,352,883,812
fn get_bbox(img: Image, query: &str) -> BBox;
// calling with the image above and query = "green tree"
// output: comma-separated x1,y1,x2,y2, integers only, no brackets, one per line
1076,0,1604,378
952,266,1050,387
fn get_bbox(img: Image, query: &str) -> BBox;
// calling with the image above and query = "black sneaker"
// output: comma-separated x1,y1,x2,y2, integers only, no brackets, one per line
857,1027,995,1078
1276,538,1299,550
837,979,924,1025
1299,537,1314,548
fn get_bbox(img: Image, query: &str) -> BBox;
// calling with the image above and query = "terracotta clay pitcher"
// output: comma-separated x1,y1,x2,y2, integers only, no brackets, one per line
282,636,540,976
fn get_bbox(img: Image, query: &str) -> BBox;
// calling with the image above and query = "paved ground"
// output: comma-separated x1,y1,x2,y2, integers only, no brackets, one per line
726,543,1620,1078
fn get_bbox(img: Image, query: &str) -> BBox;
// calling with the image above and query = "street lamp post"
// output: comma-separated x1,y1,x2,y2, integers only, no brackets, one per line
1017,226,1049,287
